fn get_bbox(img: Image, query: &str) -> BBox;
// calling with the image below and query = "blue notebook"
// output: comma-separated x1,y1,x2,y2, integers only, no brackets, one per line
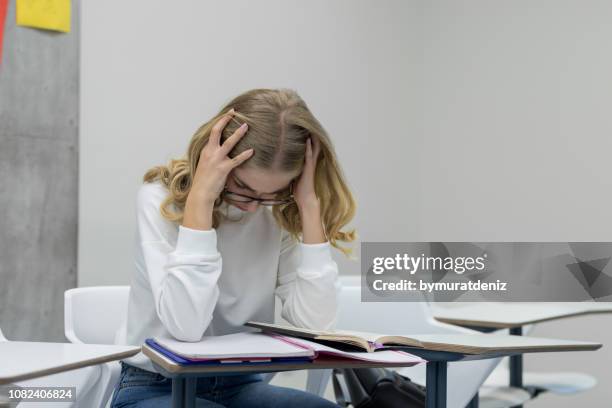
145,338,313,366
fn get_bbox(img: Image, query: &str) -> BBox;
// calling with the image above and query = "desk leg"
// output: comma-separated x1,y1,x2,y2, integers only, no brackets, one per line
466,393,479,408
0,390,8,408
509,326,523,408
185,378,197,408
426,361,448,408
172,378,185,408
172,377,197,408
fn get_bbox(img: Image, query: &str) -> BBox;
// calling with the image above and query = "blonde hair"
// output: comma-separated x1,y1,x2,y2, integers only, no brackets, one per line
144,88,357,256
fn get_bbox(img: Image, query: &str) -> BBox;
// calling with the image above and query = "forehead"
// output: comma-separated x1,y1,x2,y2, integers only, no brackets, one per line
231,166,299,195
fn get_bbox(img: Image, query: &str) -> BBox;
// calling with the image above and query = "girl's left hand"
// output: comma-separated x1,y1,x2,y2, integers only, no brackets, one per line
293,136,321,211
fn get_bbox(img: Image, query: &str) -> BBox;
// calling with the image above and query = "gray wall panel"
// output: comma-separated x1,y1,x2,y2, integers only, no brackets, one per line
0,0,79,341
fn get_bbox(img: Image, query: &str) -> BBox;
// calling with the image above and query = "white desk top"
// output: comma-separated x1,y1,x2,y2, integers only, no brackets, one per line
405,333,601,355
0,341,140,384
432,302,612,328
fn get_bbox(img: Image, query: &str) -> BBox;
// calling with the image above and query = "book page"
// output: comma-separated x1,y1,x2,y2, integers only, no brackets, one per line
275,336,425,365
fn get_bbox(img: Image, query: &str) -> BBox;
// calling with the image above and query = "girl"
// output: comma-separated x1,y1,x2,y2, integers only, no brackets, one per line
111,88,356,407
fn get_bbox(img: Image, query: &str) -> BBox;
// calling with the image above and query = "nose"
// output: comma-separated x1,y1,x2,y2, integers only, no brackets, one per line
244,201,259,212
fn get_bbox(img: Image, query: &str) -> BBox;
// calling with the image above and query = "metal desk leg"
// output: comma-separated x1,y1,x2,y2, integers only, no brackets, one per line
0,390,9,408
426,361,448,408
466,393,479,408
172,377,197,408
172,377,185,408
185,378,197,408
509,326,523,408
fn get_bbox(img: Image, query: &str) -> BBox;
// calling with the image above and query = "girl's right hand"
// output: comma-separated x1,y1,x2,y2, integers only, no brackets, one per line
189,109,253,205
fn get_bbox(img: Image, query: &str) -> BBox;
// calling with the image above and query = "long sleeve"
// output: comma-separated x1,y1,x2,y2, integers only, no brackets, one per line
274,229,340,331
136,184,222,342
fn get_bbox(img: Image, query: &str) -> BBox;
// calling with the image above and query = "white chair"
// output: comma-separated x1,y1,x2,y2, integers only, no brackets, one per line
483,327,596,397
64,285,279,408
306,276,531,408
64,286,131,408
0,326,100,408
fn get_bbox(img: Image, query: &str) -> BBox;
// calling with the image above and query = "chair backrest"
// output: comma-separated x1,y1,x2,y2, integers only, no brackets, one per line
64,286,130,344
337,276,452,334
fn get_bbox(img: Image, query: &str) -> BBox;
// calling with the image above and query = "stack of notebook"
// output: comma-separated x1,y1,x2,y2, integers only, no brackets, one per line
145,327,425,367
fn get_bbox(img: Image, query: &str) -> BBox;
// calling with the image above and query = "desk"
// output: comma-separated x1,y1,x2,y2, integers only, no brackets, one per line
432,303,612,407
432,302,612,330
0,341,139,406
142,335,601,408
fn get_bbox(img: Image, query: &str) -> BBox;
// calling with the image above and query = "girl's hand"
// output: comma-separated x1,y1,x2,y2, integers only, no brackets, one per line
190,109,254,205
293,136,321,211
294,136,326,243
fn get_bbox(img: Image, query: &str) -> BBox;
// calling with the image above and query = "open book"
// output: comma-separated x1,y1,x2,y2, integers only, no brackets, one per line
245,321,418,352
245,321,603,355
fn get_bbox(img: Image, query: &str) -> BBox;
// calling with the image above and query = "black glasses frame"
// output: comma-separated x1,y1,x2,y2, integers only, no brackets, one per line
221,181,295,206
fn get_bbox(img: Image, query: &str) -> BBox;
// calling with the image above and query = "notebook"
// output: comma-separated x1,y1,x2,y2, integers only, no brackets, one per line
145,338,311,366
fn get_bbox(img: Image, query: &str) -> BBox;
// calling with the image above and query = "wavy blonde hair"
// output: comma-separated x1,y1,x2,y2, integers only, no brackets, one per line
143,88,357,256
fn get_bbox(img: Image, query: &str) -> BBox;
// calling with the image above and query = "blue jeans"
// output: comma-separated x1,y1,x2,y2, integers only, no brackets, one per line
110,362,339,408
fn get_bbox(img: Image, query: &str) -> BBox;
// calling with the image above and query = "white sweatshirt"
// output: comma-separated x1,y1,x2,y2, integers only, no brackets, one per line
114,180,340,373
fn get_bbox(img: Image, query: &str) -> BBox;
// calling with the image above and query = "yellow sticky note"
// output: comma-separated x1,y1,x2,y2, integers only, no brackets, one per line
16,0,71,33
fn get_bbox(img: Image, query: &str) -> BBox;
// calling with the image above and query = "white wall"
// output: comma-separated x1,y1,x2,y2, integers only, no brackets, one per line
79,0,419,287
80,1,612,406
414,0,612,242
413,2,612,407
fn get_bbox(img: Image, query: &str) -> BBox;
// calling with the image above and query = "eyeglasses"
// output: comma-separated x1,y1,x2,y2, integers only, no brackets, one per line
221,182,295,206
